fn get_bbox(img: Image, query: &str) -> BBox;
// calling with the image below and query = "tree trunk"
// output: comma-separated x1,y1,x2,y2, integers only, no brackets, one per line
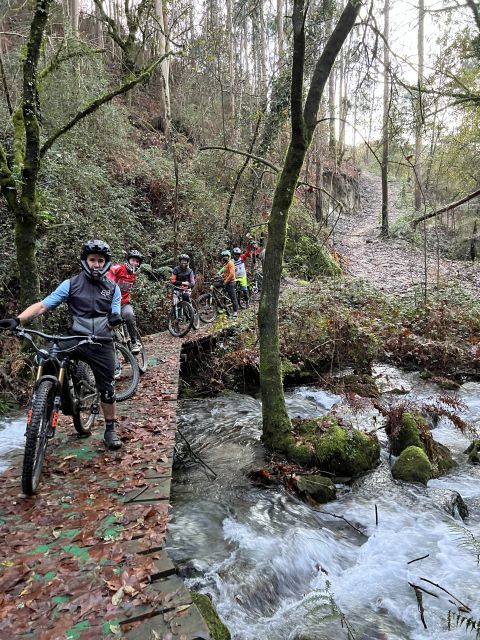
414,0,424,210
381,0,390,236
276,0,284,62
259,0,361,453
70,0,80,35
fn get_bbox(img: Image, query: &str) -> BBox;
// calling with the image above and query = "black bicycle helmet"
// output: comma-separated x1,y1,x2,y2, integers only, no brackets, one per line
80,239,112,279
125,248,144,273
178,253,190,262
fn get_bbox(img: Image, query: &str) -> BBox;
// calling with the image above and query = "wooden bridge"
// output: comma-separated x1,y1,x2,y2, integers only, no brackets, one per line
0,329,221,639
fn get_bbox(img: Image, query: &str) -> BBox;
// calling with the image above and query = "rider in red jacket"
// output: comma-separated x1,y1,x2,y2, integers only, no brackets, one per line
108,249,144,353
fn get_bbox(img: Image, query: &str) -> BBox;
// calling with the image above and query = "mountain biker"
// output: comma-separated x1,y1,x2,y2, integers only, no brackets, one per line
0,240,123,450
232,246,252,307
171,253,195,301
220,250,238,318
108,249,144,354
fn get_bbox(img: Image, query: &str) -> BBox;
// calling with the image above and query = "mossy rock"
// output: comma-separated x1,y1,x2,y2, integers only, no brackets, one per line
464,440,480,464
289,418,379,476
313,424,380,476
390,412,424,456
430,440,457,478
190,592,231,640
294,474,337,504
288,443,316,467
392,446,432,485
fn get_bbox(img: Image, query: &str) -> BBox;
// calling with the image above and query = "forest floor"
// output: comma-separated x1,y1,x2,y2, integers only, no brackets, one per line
333,171,480,299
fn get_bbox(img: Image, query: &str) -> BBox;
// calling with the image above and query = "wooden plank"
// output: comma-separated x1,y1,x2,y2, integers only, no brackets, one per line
123,477,171,503
117,575,193,625
124,604,212,639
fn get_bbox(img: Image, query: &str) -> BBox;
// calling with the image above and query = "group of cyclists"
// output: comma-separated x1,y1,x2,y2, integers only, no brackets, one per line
0,237,261,451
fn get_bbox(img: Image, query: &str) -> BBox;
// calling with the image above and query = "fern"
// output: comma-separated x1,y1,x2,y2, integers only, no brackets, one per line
302,583,358,639
448,521,480,566
447,610,480,638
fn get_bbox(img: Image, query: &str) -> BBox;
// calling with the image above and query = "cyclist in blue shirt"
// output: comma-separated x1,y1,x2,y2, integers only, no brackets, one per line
0,240,123,450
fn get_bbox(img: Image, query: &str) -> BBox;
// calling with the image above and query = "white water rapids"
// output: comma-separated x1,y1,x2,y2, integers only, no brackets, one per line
167,370,480,640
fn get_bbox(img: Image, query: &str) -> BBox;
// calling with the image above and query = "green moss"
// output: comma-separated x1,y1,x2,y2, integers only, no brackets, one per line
191,592,231,640
294,475,336,503
287,443,315,466
292,419,379,476
430,441,457,477
390,412,424,456
314,425,379,476
392,446,432,485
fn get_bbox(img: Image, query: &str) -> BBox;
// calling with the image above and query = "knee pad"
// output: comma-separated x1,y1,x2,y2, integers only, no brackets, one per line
100,387,116,404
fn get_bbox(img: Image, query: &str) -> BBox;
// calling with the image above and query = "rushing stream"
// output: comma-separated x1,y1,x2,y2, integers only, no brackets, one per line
167,367,480,640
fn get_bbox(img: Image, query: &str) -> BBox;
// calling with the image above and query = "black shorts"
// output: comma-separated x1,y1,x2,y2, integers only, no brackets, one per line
74,342,115,397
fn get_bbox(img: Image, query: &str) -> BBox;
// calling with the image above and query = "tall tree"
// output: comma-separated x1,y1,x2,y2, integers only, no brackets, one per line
414,0,424,210
381,0,390,236
259,0,362,453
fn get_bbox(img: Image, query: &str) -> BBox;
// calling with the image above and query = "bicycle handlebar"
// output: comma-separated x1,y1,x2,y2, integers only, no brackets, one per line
12,327,112,355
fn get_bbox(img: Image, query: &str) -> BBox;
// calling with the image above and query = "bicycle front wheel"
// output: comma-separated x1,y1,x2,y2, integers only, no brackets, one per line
196,293,218,323
191,300,201,330
22,380,54,496
168,301,194,336
114,343,140,402
72,362,98,436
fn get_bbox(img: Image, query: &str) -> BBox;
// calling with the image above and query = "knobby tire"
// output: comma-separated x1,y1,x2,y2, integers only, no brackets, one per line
115,342,140,401
168,301,194,337
72,362,98,436
22,379,54,496
196,293,218,323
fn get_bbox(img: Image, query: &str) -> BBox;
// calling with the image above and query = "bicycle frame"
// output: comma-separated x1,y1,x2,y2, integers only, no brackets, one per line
20,329,103,423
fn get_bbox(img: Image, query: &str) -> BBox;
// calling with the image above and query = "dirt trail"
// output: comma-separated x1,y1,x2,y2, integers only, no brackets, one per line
333,172,480,299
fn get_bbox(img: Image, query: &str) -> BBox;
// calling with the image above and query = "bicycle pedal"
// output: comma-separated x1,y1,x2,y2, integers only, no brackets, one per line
91,404,100,415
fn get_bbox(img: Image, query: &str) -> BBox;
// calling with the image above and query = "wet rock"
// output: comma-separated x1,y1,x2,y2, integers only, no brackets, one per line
427,487,469,520
191,592,231,640
293,474,337,504
430,440,457,478
372,365,412,395
464,440,480,464
420,409,440,429
390,412,424,455
291,417,380,476
392,446,432,485
389,412,456,477
314,425,380,476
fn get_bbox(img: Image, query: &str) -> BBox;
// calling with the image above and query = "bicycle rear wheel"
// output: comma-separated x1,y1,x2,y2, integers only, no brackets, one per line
168,301,194,336
196,293,218,323
132,329,148,373
114,342,140,401
22,379,54,496
72,362,98,436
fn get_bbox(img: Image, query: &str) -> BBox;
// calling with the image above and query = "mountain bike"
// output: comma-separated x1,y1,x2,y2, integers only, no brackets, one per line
113,321,147,374
196,279,234,323
168,286,196,337
1,327,104,495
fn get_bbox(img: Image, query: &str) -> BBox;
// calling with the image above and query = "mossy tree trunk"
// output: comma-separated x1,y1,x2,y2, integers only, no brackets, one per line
259,0,362,453
0,1,169,308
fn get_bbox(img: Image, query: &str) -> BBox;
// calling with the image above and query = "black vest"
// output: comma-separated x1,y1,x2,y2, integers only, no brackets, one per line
68,272,116,337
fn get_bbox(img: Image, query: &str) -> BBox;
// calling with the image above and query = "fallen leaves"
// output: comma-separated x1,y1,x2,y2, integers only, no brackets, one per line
0,332,183,635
